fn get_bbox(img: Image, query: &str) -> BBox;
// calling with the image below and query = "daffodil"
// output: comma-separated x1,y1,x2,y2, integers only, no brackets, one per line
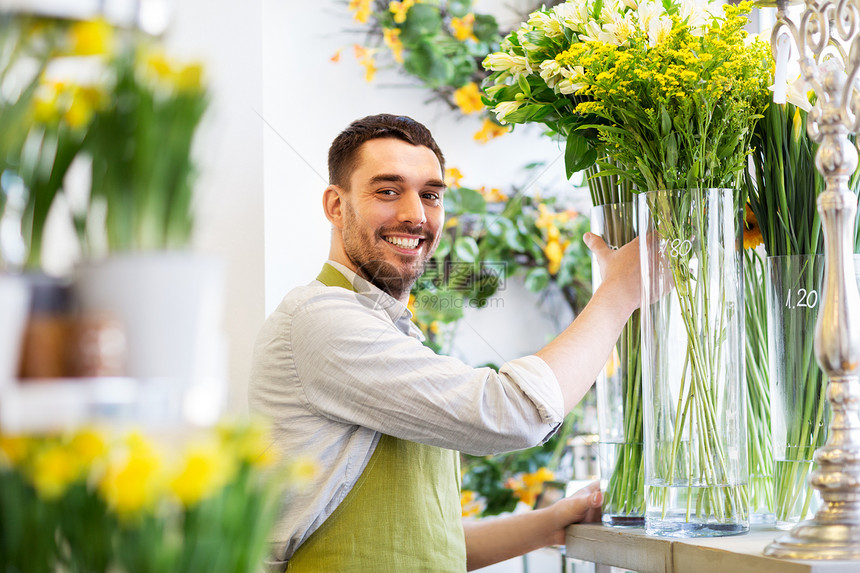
286,456,320,486
67,18,114,57
30,444,81,499
453,82,483,115
171,439,235,506
0,435,31,467
98,433,165,518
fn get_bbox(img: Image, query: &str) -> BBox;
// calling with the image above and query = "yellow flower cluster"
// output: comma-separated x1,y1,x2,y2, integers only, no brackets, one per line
504,466,555,507
451,13,478,43
389,0,417,24
383,27,405,63
461,489,486,517
66,18,114,57
353,44,378,83
473,118,509,143
350,0,373,23
453,82,484,115
536,203,576,275
33,80,106,130
0,421,295,519
138,49,206,95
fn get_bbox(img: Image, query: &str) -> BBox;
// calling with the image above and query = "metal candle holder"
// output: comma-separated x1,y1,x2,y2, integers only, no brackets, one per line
763,0,860,560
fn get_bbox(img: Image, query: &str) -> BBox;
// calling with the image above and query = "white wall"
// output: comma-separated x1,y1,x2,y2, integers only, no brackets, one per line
167,0,264,413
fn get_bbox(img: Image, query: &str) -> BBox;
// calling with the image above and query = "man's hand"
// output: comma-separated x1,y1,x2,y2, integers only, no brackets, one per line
547,481,602,545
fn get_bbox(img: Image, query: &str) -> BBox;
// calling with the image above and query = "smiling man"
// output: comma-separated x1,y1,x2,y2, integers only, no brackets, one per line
249,114,642,572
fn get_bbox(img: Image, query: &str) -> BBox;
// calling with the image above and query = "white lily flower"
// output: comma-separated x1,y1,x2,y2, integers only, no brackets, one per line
539,59,563,88
786,75,813,112
484,53,531,76
493,100,525,124
637,0,664,32
579,20,604,43
600,12,635,45
648,15,673,46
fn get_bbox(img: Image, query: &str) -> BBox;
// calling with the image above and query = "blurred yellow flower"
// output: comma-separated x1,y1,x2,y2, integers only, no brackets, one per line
175,62,205,93
139,50,205,94
429,321,440,334
67,18,114,56
286,456,320,486
451,13,478,43
353,44,377,82
505,467,554,507
389,0,416,24
171,440,235,506
33,81,105,130
444,166,464,187
0,435,31,467
407,293,417,318
99,433,165,517
445,216,459,229
218,420,278,468
70,427,108,468
330,49,342,63
544,238,568,275
383,28,404,63
473,118,508,143
30,444,81,499
461,490,485,517
478,186,508,203
535,203,555,230
453,82,483,115
349,0,373,23
604,346,621,379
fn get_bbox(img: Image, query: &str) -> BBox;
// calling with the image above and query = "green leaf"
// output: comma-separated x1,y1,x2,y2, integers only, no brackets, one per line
458,187,487,214
401,4,443,43
448,0,473,18
434,234,452,260
473,14,499,43
517,74,531,97
453,236,480,262
524,266,550,292
403,41,454,87
565,131,597,178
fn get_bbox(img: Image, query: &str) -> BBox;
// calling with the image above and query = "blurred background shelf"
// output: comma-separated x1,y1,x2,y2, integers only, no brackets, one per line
0,376,225,433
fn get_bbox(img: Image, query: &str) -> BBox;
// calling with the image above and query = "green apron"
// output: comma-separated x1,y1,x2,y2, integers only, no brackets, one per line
285,264,467,572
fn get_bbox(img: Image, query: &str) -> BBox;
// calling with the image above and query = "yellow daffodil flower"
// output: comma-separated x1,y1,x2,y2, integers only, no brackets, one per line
349,0,373,23
171,439,235,506
453,82,484,115
67,18,114,57
0,435,31,467
451,13,478,43
383,28,404,63
70,427,108,468
175,62,205,93
30,444,82,499
545,238,567,275
389,0,415,24
473,118,509,143
98,433,165,518
444,167,464,188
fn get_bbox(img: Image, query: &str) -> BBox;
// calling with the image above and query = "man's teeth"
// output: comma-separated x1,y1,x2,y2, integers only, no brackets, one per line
386,236,420,249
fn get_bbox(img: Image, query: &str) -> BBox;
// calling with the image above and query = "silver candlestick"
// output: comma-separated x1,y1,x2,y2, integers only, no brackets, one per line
763,0,860,560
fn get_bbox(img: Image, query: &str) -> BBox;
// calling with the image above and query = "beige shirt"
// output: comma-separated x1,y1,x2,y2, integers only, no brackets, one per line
248,261,564,561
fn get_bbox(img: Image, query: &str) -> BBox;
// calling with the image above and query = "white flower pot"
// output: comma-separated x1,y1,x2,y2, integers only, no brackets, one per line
75,252,226,400
0,274,31,386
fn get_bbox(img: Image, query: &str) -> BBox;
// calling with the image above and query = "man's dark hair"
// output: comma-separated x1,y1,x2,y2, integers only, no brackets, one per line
328,114,445,188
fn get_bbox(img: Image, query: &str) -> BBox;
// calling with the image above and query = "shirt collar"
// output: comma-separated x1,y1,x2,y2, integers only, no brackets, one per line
324,260,424,340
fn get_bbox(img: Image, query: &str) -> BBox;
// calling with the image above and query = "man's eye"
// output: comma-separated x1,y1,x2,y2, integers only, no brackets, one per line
378,189,397,195
422,192,440,201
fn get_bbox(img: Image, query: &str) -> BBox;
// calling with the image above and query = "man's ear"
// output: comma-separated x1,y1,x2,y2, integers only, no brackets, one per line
323,185,344,228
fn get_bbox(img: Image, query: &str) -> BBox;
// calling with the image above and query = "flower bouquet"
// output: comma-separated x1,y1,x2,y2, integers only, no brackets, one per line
524,0,772,535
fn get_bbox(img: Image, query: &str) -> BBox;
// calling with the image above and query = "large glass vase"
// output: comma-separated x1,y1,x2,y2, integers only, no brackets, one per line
767,254,829,530
591,202,644,527
639,188,748,538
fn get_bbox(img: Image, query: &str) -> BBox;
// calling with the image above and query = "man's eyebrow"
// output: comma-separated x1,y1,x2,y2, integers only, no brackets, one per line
369,174,447,189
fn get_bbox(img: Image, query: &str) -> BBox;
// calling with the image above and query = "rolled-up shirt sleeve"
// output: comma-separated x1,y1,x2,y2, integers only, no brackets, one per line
291,288,565,455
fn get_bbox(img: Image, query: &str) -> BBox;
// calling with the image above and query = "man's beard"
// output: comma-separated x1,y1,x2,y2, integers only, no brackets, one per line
341,203,435,300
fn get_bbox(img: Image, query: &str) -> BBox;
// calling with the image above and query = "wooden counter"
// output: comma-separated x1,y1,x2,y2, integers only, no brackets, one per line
565,523,859,573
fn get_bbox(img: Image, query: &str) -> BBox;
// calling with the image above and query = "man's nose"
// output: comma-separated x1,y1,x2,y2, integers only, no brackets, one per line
398,192,426,225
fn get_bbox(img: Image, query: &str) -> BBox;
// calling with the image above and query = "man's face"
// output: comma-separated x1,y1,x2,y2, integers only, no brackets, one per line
339,138,445,300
